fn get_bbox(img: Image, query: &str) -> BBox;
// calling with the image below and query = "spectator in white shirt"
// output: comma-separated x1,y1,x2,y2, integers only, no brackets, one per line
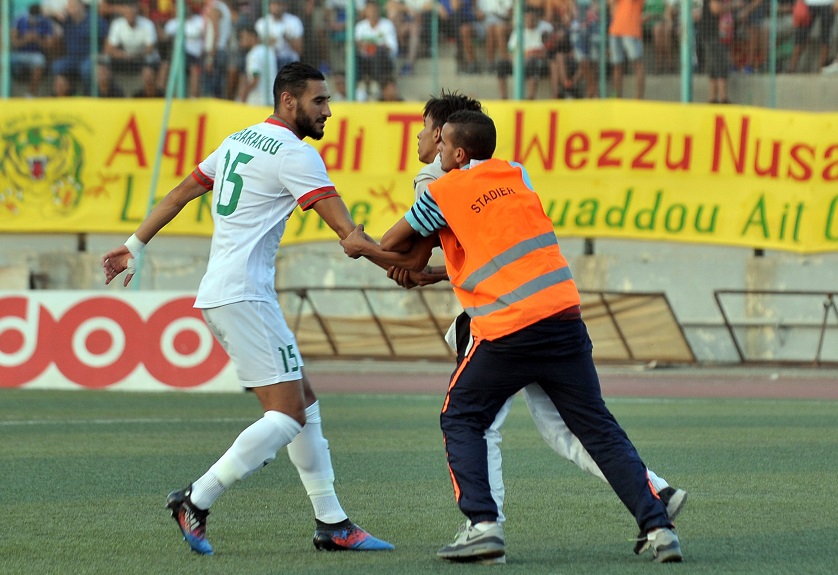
255,0,305,68
354,1,398,99
497,5,553,99
202,0,234,97
163,5,206,98
478,0,513,72
102,2,160,97
237,25,278,105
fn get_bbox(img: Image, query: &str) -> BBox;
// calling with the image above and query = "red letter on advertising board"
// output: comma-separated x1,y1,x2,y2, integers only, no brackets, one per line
387,113,423,171
105,115,148,168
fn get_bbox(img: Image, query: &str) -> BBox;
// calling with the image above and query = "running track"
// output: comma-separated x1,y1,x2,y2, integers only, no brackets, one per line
307,362,838,400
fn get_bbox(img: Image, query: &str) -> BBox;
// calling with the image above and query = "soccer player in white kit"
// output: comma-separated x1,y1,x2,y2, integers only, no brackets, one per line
102,63,393,556
386,92,687,559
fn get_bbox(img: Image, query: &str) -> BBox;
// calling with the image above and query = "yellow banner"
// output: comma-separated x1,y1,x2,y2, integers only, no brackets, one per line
2,98,837,253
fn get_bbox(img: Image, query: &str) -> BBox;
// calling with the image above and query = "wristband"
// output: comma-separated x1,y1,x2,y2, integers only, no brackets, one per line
124,234,146,258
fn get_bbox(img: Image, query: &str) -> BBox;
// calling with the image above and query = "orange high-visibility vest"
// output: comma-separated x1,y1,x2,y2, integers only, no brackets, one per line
429,158,581,341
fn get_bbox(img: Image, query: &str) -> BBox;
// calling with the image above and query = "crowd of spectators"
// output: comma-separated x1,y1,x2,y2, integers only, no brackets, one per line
7,0,838,102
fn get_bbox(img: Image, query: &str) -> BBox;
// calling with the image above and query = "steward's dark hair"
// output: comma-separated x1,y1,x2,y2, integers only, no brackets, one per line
445,110,496,161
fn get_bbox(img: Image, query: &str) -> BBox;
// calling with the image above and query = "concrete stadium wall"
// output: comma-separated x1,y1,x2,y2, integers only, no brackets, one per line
2,232,836,364
9,60,837,112
394,58,838,112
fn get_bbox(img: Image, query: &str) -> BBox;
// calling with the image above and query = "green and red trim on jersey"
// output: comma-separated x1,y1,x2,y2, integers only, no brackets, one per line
298,186,339,210
191,167,213,189
190,119,339,210
265,115,340,210
266,115,294,131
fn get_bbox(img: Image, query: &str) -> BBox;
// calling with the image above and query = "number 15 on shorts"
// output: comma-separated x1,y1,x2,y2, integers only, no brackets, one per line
278,344,299,374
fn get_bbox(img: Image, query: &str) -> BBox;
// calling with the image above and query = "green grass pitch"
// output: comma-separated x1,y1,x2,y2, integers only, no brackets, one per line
1,389,836,575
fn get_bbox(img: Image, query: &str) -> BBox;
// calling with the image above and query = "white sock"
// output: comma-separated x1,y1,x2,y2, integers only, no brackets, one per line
190,473,225,511
190,410,302,510
647,469,669,493
287,401,348,524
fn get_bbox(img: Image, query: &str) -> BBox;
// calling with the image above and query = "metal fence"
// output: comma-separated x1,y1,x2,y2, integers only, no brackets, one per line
278,286,697,364
714,289,838,365
2,1,836,107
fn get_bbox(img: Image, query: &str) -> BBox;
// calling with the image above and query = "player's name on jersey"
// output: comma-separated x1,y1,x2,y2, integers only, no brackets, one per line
229,129,284,155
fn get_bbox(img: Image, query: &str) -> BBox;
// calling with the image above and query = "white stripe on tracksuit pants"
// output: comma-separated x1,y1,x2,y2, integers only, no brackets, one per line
446,312,671,523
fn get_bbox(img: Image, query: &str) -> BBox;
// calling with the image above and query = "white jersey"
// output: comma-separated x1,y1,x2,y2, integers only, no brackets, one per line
413,154,445,200
193,116,338,309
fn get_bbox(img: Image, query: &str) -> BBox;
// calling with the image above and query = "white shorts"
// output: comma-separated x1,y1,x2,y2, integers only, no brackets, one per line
201,300,304,388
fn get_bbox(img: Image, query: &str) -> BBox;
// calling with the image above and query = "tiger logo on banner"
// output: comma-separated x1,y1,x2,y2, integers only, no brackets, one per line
0,122,86,217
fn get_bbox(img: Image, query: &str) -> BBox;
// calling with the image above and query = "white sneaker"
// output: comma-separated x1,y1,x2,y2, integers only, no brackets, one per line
647,527,683,563
633,486,688,555
437,520,505,562
822,61,838,74
661,486,688,520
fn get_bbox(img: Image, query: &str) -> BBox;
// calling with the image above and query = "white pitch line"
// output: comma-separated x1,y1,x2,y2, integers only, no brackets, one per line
0,417,254,427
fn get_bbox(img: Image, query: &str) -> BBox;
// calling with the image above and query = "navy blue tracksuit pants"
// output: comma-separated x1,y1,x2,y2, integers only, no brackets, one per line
440,315,671,534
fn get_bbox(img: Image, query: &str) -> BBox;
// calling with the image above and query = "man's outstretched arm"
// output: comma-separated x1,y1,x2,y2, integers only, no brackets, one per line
314,198,433,272
341,220,433,272
102,175,210,287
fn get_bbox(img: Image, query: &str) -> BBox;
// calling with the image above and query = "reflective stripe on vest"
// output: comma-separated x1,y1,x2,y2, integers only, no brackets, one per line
458,231,560,293
430,159,580,339
463,266,574,318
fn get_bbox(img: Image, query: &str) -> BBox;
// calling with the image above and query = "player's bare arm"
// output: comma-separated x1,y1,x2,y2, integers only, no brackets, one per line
310,195,358,239
341,221,432,272
385,234,447,288
313,196,430,272
387,264,447,289
102,175,210,287
387,264,448,289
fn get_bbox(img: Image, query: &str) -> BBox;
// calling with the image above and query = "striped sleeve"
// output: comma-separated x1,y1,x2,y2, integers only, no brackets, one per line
404,190,447,237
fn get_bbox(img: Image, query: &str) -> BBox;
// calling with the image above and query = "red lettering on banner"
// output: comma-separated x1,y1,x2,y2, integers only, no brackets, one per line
106,115,148,168
598,131,624,168
194,114,207,166
387,113,423,171
632,132,658,170
144,298,228,388
564,132,589,170
164,129,188,176
710,114,838,182
822,145,838,181
0,297,55,388
53,298,144,388
712,115,748,174
666,135,692,170
319,120,366,172
754,139,782,178
321,118,348,170
788,144,815,181
513,110,557,169
352,127,364,171
0,295,229,389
